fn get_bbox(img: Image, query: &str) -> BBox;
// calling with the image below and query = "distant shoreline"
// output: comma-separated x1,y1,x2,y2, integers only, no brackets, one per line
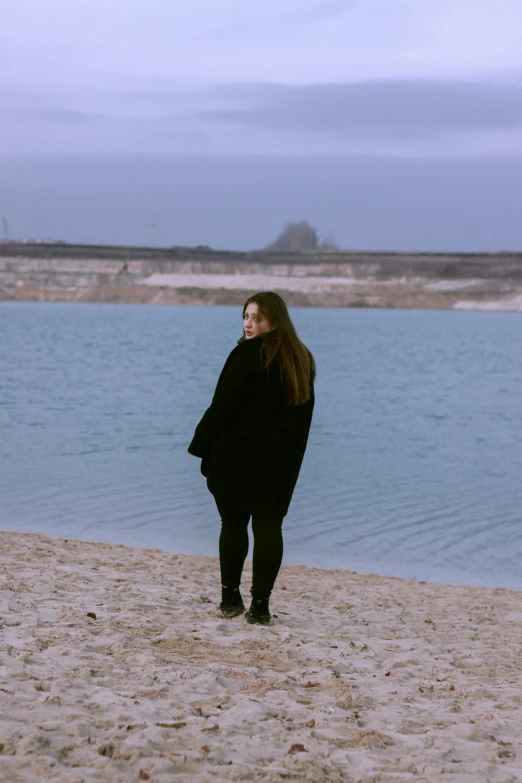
2,241,522,311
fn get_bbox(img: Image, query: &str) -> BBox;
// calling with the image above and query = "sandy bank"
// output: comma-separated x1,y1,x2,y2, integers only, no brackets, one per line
2,244,522,310
1,531,521,782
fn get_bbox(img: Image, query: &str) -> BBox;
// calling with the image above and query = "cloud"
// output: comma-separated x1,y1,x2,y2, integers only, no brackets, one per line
307,0,355,16
0,91,88,130
116,79,522,158
2,109,86,124
2,78,522,157
1,0,521,91
189,79,522,143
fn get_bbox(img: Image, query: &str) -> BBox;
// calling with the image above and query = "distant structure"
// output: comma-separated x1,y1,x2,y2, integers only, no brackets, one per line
268,221,319,252
2,216,9,240
268,221,338,252
320,230,338,250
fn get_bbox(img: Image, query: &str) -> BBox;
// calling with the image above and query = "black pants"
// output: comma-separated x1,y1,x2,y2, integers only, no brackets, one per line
215,499,284,599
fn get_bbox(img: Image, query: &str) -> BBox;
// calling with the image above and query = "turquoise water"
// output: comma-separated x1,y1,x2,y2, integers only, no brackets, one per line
1,302,521,589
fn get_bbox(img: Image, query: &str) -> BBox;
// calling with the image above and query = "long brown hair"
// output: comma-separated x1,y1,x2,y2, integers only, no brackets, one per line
243,292,316,405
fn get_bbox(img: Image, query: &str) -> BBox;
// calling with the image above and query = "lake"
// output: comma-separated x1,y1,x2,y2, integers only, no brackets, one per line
1,301,521,590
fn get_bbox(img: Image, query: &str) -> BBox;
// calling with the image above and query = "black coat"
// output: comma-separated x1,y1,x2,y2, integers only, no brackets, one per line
188,333,314,517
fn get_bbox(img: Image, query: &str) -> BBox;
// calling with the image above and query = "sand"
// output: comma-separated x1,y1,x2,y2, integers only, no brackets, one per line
141,273,498,296
142,272,367,293
1,531,521,783
138,273,522,311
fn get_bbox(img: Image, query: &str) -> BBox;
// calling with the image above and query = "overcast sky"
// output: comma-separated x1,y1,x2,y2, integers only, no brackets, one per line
1,1,521,248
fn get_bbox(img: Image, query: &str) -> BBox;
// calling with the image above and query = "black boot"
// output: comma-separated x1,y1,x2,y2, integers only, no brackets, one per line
246,597,271,625
219,586,245,618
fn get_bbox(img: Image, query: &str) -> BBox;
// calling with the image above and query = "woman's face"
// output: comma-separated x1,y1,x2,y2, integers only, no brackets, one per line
243,303,272,339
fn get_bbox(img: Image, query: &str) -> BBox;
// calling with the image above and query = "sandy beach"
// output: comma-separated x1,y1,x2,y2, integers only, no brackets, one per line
1,531,521,782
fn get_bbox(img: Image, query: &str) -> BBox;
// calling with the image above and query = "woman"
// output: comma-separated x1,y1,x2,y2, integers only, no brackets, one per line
188,291,315,625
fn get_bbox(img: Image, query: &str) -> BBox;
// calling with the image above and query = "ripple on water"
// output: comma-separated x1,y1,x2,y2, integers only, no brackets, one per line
1,303,522,588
